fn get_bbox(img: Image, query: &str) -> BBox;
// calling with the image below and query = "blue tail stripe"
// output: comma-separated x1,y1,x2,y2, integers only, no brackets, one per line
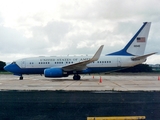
107,22,148,56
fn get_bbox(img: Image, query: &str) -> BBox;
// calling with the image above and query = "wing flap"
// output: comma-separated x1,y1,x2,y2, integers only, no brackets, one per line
62,45,104,71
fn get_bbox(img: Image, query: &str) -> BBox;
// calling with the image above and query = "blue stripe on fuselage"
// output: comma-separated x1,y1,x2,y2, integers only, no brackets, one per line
4,63,126,76
10,67,125,75
19,68,45,74
19,67,125,75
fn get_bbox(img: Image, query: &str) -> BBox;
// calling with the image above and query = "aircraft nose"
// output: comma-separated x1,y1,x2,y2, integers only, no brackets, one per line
3,63,21,73
4,64,11,72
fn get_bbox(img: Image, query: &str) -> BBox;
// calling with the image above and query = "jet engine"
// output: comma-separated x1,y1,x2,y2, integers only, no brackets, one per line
44,68,68,77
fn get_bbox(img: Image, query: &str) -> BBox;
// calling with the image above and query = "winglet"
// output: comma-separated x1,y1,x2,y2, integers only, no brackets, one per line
89,45,104,62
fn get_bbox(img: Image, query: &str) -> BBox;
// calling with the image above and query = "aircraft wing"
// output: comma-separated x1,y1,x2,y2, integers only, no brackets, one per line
131,52,157,61
62,45,104,71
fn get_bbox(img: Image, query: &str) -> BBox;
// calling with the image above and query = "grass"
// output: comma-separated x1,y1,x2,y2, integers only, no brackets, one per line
0,71,12,74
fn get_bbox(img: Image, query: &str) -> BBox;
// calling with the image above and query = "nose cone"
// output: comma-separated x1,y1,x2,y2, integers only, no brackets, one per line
4,63,21,73
4,64,12,72
3,65,9,71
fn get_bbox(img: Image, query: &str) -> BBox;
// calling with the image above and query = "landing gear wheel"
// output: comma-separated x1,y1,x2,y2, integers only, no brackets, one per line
19,76,23,80
73,74,81,80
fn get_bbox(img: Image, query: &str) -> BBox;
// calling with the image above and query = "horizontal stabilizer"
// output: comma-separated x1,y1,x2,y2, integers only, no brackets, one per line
131,52,157,61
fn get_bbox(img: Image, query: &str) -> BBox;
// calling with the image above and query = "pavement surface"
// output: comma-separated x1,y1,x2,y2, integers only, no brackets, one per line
1,74,160,120
1,90,160,120
0,73,160,91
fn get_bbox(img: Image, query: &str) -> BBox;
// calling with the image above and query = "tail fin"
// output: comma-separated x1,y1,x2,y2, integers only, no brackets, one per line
108,22,151,56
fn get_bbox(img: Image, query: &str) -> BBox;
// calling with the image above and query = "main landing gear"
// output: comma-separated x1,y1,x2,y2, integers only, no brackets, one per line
73,74,81,80
19,76,23,80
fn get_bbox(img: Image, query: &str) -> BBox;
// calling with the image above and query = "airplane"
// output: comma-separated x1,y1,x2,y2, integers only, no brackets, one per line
4,22,156,80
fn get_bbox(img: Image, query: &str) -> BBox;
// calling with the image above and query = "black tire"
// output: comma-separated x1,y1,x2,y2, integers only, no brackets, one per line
77,75,81,80
73,74,81,80
19,76,23,80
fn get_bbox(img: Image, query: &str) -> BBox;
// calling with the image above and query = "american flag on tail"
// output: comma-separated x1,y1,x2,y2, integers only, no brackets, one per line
137,37,145,42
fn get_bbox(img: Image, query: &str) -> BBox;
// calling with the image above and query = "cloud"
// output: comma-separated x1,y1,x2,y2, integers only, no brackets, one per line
31,21,71,44
0,0,160,64
0,26,27,53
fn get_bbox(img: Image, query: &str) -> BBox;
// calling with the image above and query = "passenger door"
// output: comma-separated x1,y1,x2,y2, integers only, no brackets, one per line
117,57,121,67
21,61,26,68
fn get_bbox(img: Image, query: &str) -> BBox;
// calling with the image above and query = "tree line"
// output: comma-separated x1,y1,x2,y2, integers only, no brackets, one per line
117,64,153,72
0,61,6,71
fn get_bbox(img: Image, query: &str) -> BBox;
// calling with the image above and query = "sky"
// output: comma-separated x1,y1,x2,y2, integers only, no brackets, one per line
0,0,160,64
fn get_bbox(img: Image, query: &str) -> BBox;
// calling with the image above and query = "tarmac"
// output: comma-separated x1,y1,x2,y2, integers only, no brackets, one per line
1,73,160,119
0,73,160,91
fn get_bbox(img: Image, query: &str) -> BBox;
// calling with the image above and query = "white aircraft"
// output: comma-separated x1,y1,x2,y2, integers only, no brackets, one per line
4,22,156,80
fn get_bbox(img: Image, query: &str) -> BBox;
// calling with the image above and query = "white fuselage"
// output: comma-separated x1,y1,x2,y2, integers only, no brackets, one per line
15,55,145,70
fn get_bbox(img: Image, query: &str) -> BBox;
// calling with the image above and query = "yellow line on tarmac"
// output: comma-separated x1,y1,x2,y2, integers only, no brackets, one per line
87,116,146,120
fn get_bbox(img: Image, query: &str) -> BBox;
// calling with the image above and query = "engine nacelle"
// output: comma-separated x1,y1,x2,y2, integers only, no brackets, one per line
44,68,65,77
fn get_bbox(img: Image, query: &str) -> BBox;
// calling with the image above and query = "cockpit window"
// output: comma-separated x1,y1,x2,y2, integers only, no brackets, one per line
11,62,16,64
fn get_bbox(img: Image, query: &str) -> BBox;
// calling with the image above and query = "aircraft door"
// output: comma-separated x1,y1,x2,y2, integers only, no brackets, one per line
21,61,26,68
117,57,121,67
